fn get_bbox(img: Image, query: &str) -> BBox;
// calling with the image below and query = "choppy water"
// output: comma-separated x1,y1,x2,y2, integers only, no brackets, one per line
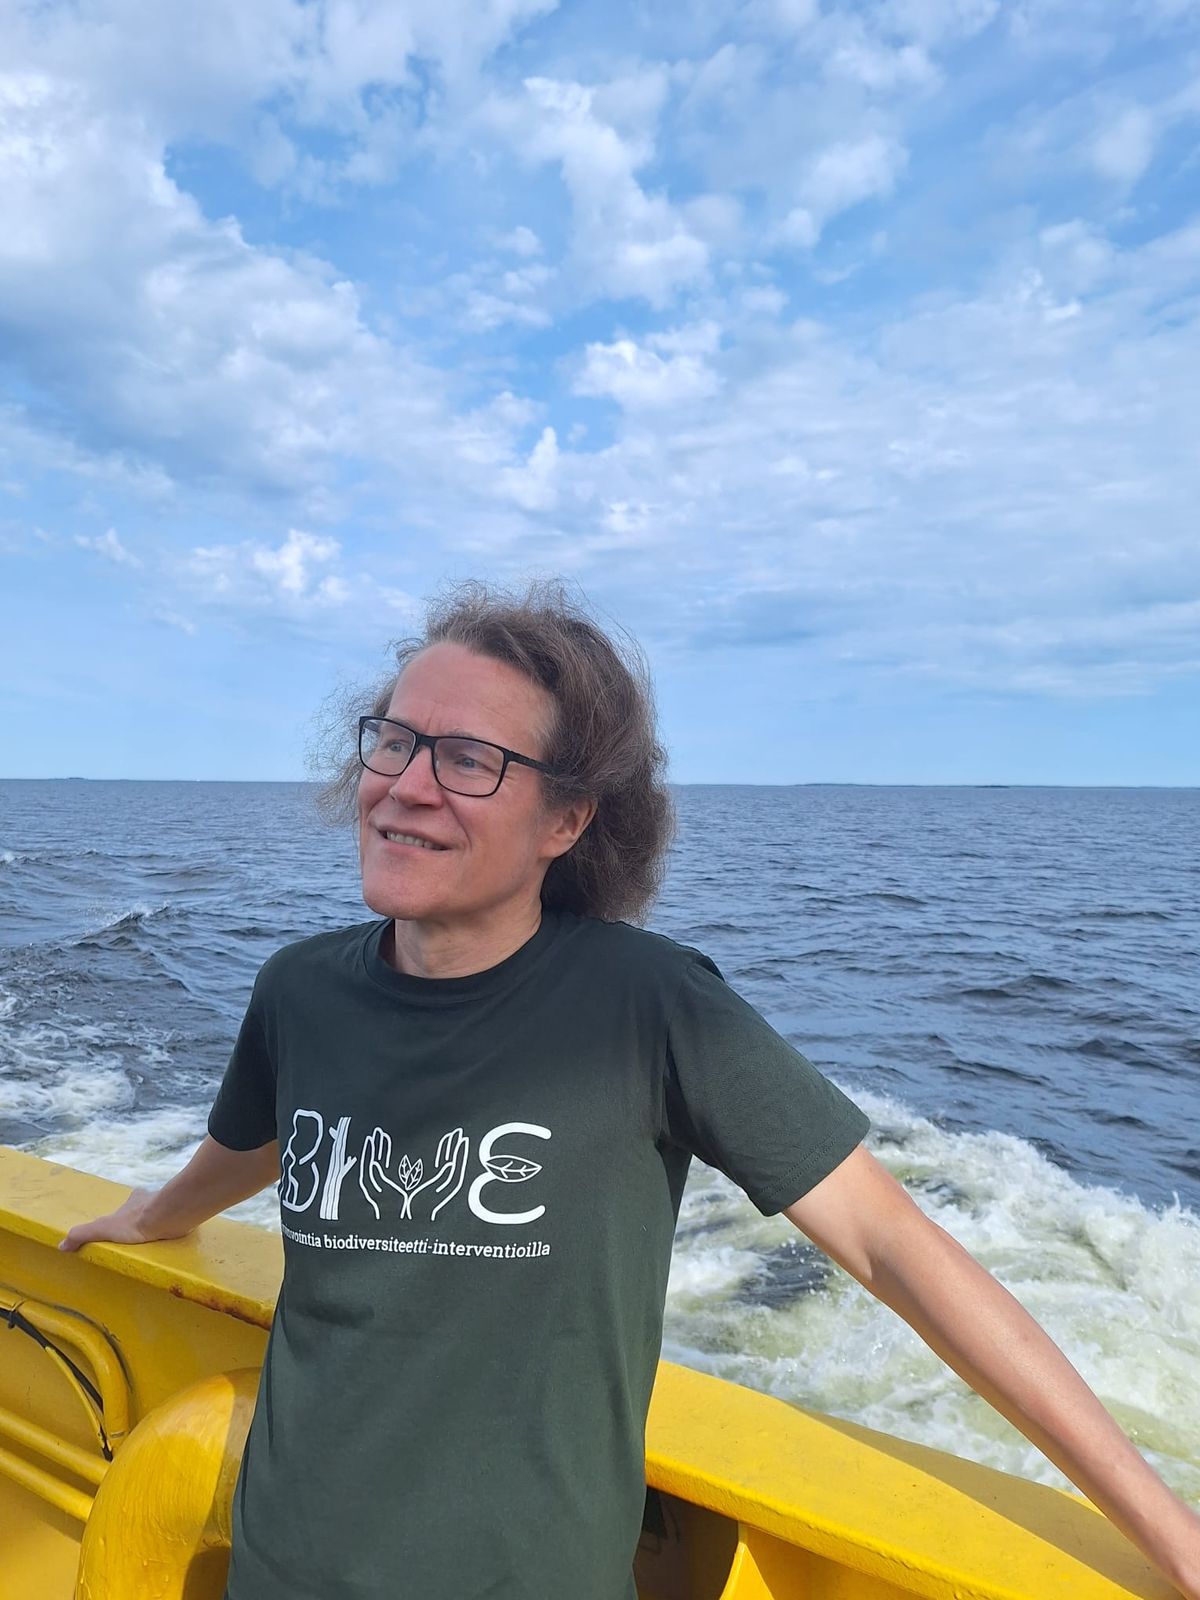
2,779,1198,1508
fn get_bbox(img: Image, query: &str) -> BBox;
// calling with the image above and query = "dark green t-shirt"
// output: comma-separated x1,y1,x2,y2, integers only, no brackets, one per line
208,910,870,1600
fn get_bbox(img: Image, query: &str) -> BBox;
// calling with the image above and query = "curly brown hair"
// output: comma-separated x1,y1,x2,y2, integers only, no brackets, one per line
311,578,675,923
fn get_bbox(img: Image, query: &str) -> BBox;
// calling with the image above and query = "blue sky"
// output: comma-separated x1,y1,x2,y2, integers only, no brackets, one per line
2,0,1198,784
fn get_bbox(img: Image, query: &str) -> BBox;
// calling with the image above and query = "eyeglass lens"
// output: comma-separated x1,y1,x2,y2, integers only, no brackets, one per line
360,719,506,795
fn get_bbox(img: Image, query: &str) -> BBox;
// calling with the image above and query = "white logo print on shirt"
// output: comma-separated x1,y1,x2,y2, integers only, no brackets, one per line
279,1108,550,1227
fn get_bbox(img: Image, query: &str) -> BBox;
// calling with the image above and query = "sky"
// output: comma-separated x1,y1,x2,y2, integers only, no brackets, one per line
1,0,1198,785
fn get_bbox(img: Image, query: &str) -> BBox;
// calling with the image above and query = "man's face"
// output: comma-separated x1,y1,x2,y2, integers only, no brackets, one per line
357,640,574,927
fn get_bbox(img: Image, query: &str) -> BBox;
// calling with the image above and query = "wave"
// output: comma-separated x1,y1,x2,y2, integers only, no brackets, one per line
70,903,174,947
1090,1110,1153,1131
1,847,106,867
944,1054,1043,1085
1076,907,1174,923
957,972,1078,1001
1074,1036,1170,1069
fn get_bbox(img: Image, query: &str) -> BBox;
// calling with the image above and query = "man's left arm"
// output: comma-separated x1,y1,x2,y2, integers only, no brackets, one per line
783,1144,1200,1599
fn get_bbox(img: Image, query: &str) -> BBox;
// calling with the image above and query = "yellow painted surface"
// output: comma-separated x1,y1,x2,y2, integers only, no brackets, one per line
0,1149,274,1600
0,1147,1185,1600
645,1364,1182,1598
75,1369,259,1600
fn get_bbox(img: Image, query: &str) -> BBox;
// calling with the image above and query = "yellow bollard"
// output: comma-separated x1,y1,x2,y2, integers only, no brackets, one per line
75,1369,259,1600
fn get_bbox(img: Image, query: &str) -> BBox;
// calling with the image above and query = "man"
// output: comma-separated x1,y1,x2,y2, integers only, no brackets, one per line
61,581,1200,1599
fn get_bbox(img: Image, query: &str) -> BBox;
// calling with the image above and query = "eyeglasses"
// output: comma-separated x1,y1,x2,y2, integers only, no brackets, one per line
358,715,560,798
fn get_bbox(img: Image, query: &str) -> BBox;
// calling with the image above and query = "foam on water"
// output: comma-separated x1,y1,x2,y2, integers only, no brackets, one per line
33,1109,205,1186
0,976,182,1145
665,1085,1200,1507
31,1108,282,1230
0,1020,137,1124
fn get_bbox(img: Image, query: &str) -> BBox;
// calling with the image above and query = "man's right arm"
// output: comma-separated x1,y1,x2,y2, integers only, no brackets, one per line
58,1135,279,1251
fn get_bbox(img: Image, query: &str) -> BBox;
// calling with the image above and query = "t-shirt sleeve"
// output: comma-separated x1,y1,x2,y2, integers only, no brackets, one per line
662,954,871,1216
206,972,278,1151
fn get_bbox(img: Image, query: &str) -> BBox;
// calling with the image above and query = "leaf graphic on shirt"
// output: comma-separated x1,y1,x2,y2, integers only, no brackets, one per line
396,1154,423,1191
481,1155,541,1183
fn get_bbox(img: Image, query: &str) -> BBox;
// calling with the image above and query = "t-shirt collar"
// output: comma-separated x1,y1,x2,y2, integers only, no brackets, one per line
361,910,561,1007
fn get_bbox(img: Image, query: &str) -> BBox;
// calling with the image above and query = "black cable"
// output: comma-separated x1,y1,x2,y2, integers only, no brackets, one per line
3,1306,114,1460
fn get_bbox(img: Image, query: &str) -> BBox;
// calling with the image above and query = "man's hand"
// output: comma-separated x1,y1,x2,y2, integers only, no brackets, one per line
59,1186,181,1250
59,1135,279,1251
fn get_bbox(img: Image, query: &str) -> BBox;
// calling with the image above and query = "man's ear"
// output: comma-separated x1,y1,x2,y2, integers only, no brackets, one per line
543,796,598,860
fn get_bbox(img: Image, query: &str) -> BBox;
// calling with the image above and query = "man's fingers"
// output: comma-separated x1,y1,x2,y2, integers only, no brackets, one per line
58,1210,141,1251
58,1219,104,1251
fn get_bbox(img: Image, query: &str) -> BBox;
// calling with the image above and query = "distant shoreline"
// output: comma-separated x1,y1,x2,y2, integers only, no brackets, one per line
2,777,1197,791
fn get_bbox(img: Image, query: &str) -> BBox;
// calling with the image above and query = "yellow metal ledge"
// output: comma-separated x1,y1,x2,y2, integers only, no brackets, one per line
646,1363,1178,1598
0,1147,280,1329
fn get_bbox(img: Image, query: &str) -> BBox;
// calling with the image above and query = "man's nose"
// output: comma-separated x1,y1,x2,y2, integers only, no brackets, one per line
386,743,442,802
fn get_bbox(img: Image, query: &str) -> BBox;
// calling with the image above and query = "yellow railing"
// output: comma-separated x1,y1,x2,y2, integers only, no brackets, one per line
0,1293,130,1523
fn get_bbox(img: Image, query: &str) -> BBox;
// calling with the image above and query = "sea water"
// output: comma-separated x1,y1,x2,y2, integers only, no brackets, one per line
1,778,1197,1507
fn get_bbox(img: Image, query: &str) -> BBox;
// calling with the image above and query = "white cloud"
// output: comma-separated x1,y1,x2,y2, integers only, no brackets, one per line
996,68,1200,202
0,73,368,491
0,63,554,513
825,37,939,92
461,291,552,332
457,259,556,331
648,322,722,357
0,403,177,504
575,328,721,410
748,0,820,34
489,75,708,307
875,0,1001,47
682,193,745,248
250,529,341,597
783,134,910,249
1037,220,1115,294
740,285,788,316
523,213,1200,695
589,67,672,135
495,225,543,257
498,426,560,511
602,499,654,537
151,608,198,635
1090,105,1156,185
777,208,821,250
73,528,141,567
9,0,558,189
188,529,347,610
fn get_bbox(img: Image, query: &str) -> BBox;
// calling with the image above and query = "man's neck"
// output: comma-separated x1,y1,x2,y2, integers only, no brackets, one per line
384,902,544,980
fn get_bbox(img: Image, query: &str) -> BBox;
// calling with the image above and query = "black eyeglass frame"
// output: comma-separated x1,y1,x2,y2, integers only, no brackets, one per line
357,715,561,798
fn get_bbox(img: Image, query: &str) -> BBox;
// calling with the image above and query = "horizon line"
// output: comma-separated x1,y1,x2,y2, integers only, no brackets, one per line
2,776,1198,791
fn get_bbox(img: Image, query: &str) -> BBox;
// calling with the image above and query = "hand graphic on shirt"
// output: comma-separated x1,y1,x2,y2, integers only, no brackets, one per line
408,1127,469,1221
359,1127,404,1220
358,1125,469,1222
